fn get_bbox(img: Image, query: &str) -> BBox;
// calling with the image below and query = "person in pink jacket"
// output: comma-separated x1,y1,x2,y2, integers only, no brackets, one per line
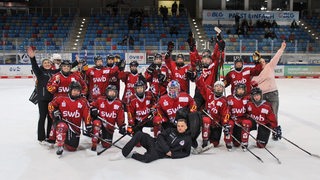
251,41,286,140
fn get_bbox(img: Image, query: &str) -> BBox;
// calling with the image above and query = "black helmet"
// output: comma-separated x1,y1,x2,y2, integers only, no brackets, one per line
234,83,246,98
176,54,184,60
60,60,71,66
251,87,263,105
129,61,139,67
94,55,103,62
202,49,212,57
105,85,118,101
234,57,244,71
68,81,82,100
134,80,146,98
154,53,162,60
107,54,115,60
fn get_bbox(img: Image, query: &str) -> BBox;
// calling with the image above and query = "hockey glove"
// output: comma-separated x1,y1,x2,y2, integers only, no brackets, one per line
273,125,282,140
167,41,175,53
119,124,127,135
216,39,225,51
158,73,166,83
186,70,196,81
223,124,231,135
202,140,209,148
53,110,62,122
117,59,126,71
85,124,93,136
90,107,98,119
165,50,171,59
147,63,157,74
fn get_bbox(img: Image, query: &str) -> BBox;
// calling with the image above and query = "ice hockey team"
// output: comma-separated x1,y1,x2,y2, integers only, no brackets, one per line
29,29,284,162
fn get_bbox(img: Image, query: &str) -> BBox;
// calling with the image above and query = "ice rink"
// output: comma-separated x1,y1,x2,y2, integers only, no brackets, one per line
0,78,319,180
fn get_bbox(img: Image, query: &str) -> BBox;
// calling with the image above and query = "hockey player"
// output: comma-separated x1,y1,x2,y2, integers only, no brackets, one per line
47,60,87,98
196,75,230,150
119,118,191,163
223,56,262,95
85,55,118,102
165,53,196,93
51,53,62,70
90,85,126,151
48,82,91,155
191,31,225,110
144,53,169,99
119,61,146,110
105,54,124,98
127,80,157,135
153,80,200,148
246,87,282,148
226,83,254,150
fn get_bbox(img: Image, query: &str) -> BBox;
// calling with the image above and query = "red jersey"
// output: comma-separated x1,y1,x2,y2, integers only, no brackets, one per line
85,67,118,101
196,75,229,125
165,57,191,92
106,65,120,97
156,92,197,124
227,95,250,121
119,71,139,104
224,65,262,94
246,100,277,128
90,96,125,132
47,72,88,98
127,91,156,126
48,96,90,134
144,64,169,98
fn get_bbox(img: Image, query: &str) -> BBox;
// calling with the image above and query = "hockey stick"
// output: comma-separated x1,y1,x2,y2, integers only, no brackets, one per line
97,112,155,156
97,116,119,130
61,118,122,150
234,122,281,164
202,110,263,163
253,119,320,158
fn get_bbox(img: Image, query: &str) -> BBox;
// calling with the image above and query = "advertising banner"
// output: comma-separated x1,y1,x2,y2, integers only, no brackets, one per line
125,52,146,64
203,10,299,22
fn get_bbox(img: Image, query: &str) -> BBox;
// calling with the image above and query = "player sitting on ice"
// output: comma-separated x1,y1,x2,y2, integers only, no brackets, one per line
246,87,282,148
226,83,255,150
114,118,191,163
127,80,157,135
196,75,231,151
90,85,126,151
48,82,91,156
153,80,201,149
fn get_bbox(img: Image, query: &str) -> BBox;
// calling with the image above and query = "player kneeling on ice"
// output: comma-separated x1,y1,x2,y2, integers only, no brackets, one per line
226,83,255,150
247,87,282,148
127,80,157,136
118,118,191,163
90,85,126,151
196,76,231,151
48,82,91,155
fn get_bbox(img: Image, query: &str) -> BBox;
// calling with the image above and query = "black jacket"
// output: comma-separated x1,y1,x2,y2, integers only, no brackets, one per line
155,128,192,159
30,57,58,101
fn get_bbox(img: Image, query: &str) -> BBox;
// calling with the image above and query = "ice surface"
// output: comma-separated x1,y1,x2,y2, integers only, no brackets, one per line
0,79,319,180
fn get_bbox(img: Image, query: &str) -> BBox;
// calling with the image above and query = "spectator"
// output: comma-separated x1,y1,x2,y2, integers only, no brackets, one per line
169,25,179,37
172,1,178,16
179,3,185,16
288,32,295,43
271,20,278,28
235,13,240,28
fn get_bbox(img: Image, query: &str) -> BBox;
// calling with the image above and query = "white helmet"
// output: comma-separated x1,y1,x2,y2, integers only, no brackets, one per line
51,53,62,61
214,80,225,88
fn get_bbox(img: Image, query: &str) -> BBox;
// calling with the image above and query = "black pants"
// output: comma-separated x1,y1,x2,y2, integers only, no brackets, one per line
37,100,52,141
194,88,205,111
122,131,164,163
256,125,271,146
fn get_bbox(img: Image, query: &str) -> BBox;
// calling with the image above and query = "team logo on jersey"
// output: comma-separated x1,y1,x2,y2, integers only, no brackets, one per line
232,74,235,79
228,100,234,105
90,71,94,76
242,70,250,76
179,140,185,146
103,69,110,74
179,97,188,103
248,105,252,111
136,102,139,108
146,100,150,105
163,100,169,106
243,100,248,104
77,102,82,108
71,77,76,82
114,104,119,110
261,108,269,114
100,102,105,108
92,84,101,96
217,101,223,107
62,101,66,107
